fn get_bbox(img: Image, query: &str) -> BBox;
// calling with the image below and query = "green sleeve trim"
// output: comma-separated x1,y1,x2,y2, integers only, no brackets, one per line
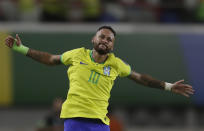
123,65,132,77
12,40,29,55
127,65,132,77
90,50,95,62
60,54,65,65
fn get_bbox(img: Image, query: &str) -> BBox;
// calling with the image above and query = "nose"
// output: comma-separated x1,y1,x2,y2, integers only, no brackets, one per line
101,38,108,44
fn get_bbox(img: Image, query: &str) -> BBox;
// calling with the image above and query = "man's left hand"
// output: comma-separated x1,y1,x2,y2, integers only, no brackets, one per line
171,80,194,97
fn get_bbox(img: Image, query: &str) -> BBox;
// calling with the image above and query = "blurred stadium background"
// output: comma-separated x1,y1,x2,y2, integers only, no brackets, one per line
1,0,204,131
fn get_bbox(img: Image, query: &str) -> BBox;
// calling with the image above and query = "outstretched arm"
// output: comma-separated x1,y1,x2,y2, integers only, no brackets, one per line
128,70,194,97
5,34,61,66
27,49,61,66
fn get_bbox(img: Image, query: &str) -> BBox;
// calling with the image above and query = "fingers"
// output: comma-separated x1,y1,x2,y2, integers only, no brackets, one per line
185,88,195,94
175,90,190,97
181,90,194,97
181,85,195,95
183,84,195,94
185,87,195,94
5,36,15,48
176,89,190,97
186,90,194,95
181,92,190,97
172,83,195,97
174,79,184,84
184,85,194,91
4,34,21,48
16,34,21,46
183,83,192,88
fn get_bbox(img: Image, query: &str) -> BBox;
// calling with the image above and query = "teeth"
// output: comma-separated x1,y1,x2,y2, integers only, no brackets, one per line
100,44,107,48
102,45,106,48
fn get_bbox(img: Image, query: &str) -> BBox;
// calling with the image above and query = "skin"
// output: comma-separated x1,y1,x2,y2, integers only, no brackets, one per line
5,31,194,97
91,29,115,63
5,34,61,66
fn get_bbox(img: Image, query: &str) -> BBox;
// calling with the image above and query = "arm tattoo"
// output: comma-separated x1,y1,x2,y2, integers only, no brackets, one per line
139,74,165,90
26,49,61,66
128,71,165,90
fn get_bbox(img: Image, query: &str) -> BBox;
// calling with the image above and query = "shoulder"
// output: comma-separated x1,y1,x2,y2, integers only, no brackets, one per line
64,47,85,53
112,55,129,66
115,56,131,69
61,47,89,65
115,57,131,77
107,54,131,76
107,54,127,68
116,57,129,65
62,47,88,56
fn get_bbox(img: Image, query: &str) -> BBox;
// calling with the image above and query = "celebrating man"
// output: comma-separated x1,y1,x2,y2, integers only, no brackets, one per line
5,26,194,131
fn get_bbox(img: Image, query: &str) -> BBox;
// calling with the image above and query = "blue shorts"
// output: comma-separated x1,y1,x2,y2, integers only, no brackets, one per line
64,118,110,131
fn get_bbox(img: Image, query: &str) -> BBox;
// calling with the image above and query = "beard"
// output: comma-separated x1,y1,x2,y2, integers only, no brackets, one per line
93,42,111,55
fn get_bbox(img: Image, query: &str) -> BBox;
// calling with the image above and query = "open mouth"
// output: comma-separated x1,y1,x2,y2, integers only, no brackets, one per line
99,43,108,49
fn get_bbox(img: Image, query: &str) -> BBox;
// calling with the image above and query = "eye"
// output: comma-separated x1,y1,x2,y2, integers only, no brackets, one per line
107,37,112,42
100,35,105,39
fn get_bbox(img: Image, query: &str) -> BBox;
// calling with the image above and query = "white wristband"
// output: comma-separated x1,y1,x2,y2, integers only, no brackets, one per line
165,82,174,91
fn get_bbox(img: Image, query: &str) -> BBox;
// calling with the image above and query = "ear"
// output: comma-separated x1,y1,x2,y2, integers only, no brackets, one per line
92,36,96,44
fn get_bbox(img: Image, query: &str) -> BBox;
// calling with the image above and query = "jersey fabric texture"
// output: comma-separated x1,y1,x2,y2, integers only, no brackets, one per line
64,118,110,131
60,47,131,125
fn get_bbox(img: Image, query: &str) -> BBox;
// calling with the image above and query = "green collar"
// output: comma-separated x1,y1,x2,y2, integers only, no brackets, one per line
90,50,106,64
90,50,95,62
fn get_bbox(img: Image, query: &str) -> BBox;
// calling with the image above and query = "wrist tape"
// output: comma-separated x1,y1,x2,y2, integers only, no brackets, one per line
165,82,174,91
12,39,29,55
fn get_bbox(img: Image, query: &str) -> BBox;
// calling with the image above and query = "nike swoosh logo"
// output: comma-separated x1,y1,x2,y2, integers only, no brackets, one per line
80,62,88,65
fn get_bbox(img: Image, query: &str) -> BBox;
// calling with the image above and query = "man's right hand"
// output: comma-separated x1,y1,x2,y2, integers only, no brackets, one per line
5,34,21,48
5,34,29,55
5,34,61,65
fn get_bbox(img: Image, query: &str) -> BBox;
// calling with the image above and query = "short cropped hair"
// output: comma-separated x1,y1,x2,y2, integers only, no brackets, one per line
97,26,116,37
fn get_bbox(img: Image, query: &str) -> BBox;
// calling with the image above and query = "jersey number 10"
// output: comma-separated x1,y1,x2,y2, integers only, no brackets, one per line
88,70,100,84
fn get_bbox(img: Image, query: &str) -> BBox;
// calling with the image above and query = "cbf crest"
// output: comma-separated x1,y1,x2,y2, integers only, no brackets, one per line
103,66,111,76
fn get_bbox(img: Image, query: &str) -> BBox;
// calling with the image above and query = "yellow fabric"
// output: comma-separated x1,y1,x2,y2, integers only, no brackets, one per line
60,47,131,125
0,32,13,106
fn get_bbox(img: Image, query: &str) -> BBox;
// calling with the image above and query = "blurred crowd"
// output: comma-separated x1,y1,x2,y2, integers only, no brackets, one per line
0,0,204,23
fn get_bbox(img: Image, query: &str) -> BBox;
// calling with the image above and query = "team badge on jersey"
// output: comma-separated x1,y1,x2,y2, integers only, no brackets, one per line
103,66,111,76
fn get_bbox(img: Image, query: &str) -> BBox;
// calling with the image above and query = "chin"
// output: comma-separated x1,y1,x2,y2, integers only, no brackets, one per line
97,50,108,55
96,48,109,55
94,45,110,55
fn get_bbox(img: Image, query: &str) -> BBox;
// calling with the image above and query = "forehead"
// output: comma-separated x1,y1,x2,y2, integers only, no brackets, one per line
96,29,115,39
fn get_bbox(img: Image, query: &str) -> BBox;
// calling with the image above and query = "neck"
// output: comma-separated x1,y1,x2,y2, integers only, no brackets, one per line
92,49,108,63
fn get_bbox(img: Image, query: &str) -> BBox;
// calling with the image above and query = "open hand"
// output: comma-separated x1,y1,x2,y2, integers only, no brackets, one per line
5,34,22,48
171,80,194,97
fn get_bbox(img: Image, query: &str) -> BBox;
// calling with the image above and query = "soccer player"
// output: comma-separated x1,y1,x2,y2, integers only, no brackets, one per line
5,26,194,131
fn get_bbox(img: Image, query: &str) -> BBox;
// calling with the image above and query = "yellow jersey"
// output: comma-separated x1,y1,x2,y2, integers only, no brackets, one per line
60,47,131,125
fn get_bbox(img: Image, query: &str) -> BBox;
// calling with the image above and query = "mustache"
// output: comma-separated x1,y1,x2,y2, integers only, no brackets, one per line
99,43,108,48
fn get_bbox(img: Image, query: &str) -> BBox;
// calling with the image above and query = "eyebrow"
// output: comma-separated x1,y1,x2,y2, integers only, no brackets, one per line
99,33,114,39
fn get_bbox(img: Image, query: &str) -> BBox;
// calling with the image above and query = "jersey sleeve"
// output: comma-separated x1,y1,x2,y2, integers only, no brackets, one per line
61,48,83,66
116,57,131,77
